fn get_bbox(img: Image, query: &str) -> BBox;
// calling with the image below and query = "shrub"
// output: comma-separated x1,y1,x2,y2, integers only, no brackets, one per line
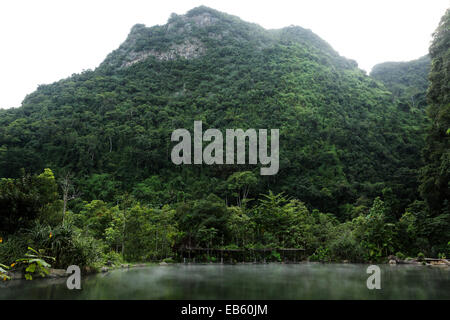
23,222,104,269
0,263,10,280
15,247,55,280
417,252,425,261
310,247,331,262
271,251,281,262
0,235,28,264
396,252,406,260
104,251,124,266
69,234,104,268
328,227,364,262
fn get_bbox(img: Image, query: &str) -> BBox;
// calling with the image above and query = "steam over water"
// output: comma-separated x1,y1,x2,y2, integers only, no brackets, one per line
1,263,449,299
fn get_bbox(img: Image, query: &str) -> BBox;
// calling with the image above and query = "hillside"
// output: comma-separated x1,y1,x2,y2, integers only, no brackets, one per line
371,55,431,111
0,6,427,218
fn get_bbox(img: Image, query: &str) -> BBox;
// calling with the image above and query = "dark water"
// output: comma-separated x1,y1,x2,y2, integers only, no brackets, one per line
1,263,449,300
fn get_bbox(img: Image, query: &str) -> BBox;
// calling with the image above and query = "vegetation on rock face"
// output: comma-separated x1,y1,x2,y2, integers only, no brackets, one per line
420,9,450,214
415,9,450,256
0,6,426,216
0,6,449,268
371,55,431,111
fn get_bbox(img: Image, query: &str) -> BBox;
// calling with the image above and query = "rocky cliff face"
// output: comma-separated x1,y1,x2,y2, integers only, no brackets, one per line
167,10,219,30
121,38,206,67
101,8,226,69
100,7,280,70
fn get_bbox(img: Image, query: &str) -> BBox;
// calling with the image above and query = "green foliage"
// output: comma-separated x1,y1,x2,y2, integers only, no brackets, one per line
353,197,396,261
0,234,29,265
0,263,10,281
24,222,104,268
226,206,253,248
327,223,364,262
123,203,178,261
396,252,406,260
79,200,118,239
371,55,431,110
0,7,449,265
226,171,258,206
271,250,281,262
176,194,229,249
0,169,60,234
79,174,120,203
419,9,450,217
0,7,426,218
132,176,172,207
104,208,126,253
310,247,331,262
103,250,124,266
15,247,55,280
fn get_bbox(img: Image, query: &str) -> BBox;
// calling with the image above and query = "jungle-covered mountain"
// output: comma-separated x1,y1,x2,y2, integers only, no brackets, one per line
0,6,429,218
371,55,431,111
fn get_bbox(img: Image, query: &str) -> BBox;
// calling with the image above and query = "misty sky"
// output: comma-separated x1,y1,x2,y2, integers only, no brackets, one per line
0,0,448,109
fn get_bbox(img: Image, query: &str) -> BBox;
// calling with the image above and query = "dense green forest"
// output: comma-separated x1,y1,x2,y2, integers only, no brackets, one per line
371,55,431,111
0,7,449,273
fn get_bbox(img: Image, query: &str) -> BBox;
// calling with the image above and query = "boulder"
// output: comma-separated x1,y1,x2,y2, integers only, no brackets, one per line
403,258,420,265
429,259,450,266
133,263,147,268
48,268,68,278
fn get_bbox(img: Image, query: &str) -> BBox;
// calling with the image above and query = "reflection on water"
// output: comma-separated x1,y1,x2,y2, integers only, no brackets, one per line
1,263,449,300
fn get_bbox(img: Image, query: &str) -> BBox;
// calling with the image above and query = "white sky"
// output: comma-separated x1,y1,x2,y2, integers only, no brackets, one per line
0,0,448,109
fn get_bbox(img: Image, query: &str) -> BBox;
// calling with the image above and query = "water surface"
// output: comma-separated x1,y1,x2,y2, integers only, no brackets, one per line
1,263,449,299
